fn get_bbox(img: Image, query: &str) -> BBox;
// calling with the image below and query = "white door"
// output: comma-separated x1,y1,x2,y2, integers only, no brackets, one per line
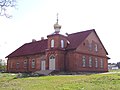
49,56,55,70
41,61,45,70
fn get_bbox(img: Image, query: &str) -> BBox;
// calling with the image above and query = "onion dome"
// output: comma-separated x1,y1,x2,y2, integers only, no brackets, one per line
54,13,61,34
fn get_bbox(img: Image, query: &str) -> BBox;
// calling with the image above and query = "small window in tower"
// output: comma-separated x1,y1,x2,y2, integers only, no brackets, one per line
61,40,64,48
51,39,54,48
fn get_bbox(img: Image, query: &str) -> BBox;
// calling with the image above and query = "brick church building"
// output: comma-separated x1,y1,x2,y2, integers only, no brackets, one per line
6,17,109,73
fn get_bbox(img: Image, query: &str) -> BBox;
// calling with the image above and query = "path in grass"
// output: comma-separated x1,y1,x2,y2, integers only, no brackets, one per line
0,73,120,90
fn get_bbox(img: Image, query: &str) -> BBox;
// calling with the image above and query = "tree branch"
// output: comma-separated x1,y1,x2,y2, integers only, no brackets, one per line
0,0,16,18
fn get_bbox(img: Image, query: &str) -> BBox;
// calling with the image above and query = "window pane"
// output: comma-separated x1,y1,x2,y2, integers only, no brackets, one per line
100,59,103,68
88,43,92,51
95,44,98,52
82,56,86,67
51,39,54,48
95,58,98,68
61,40,64,48
50,55,55,59
32,60,35,68
89,57,92,67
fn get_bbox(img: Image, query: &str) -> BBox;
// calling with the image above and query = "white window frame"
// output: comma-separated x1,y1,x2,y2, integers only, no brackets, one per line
95,44,98,52
82,56,86,67
95,58,98,68
89,57,92,67
61,40,64,48
32,59,35,68
100,59,104,68
51,39,54,48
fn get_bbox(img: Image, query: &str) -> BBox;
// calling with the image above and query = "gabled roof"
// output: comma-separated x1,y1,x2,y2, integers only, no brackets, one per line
6,39,48,58
66,29,94,50
6,29,108,58
66,29,108,55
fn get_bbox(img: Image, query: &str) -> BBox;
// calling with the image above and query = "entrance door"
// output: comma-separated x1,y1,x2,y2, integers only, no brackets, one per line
49,55,55,70
41,61,46,70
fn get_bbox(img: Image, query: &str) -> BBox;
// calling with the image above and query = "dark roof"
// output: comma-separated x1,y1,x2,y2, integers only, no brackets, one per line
6,39,48,58
66,29,94,50
66,29,108,55
6,29,108,58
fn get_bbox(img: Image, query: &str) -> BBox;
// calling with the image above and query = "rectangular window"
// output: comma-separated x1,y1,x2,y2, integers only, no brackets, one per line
88,43,92,51
95,44,98,52
95,58,98,68
16,62,20,69
82,56,86,67
100,59,104,68
24,60,27,68
61,40,64,48
51,39,54,48
89,57,92,67
32,59,35,68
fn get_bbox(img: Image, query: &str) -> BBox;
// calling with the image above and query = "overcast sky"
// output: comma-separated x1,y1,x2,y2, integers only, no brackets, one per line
0,0,120,63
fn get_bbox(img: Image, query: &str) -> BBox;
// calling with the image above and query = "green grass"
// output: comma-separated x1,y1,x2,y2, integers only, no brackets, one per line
0,72,120,90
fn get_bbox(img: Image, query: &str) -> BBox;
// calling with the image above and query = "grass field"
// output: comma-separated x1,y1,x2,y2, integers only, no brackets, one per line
0,71,120,90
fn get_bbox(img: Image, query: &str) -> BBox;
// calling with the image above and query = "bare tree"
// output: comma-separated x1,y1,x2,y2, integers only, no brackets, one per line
0,0,16,18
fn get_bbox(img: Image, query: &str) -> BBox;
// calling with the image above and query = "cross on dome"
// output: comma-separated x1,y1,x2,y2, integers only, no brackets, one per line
54,13,61,34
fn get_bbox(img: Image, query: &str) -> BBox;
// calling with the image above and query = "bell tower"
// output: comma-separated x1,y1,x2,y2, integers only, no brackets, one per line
46,13,68,71
54,13,61,34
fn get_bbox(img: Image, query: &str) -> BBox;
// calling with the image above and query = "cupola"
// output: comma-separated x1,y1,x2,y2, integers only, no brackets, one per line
54,13,61,34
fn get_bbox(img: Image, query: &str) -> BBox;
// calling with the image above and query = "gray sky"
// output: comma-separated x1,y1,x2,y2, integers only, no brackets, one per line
0,0,120,63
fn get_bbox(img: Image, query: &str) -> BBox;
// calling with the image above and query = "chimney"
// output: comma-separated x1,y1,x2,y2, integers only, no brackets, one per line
41,37,44,40
65,33,69,36
32,39,36,42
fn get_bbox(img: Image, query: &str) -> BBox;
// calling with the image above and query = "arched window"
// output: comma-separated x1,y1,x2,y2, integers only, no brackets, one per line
61,40,64,48
49,55,55,70
51,39,54,48
49,55,55,59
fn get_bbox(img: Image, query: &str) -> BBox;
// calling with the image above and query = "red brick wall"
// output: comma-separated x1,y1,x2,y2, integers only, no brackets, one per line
46,50,65,71
7,54,45,73
47,34,68,49
7,32,108,73
66,52,108,72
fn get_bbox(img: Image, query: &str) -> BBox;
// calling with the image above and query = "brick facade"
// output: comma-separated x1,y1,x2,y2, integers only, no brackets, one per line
7,29,109,73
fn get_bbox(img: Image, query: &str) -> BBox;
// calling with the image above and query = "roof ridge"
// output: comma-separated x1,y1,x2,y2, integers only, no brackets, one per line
25,39,48,45
68,29,95,36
